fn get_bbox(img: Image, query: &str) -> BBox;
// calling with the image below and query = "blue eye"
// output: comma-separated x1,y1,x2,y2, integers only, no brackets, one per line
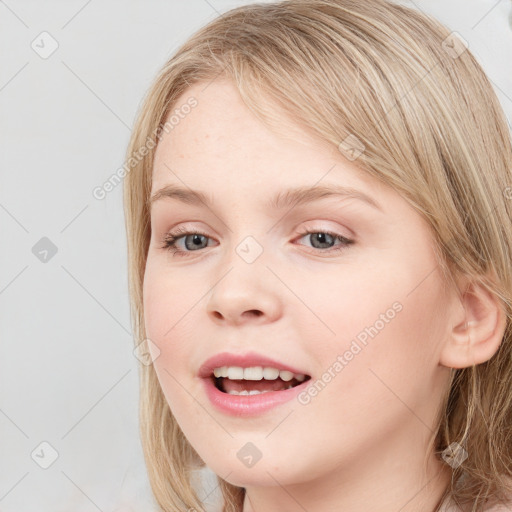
161,227,212,257
160,227,354,257
295,228,354,253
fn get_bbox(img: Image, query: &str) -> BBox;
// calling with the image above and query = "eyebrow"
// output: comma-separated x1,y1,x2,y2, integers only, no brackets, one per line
149,183,383,212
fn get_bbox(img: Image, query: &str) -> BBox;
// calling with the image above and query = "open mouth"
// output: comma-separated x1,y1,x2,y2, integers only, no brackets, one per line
211,373,312,396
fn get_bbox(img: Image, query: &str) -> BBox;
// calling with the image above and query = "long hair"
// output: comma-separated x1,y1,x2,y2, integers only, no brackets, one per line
122,1,512,510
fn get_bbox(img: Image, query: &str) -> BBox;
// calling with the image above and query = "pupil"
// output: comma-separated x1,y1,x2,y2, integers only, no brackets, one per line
186,234,206,250
312,232,333,248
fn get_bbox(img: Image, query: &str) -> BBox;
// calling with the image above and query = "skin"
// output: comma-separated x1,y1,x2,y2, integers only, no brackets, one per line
143,78,506,512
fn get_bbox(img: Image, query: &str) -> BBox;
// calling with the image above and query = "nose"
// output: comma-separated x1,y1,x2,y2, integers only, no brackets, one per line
206,261,282,327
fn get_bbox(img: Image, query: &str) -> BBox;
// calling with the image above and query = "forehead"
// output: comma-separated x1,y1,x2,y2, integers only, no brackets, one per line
151,79,377,194
157,80,323,157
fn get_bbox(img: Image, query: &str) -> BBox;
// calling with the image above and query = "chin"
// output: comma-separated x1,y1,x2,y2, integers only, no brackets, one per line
205,455,306,488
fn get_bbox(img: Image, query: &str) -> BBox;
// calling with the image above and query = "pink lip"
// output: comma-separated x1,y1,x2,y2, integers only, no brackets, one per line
198,351,312,417
198,351,309,379
201,372,312,416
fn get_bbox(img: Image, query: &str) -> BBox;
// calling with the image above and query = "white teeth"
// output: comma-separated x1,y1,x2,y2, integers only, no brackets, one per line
213,367,225,378
227,389,271,395
279,370,294,381
213,365,308,382
262,367,279,380
226,367,244,380
244,367,263,380
227,386,294,395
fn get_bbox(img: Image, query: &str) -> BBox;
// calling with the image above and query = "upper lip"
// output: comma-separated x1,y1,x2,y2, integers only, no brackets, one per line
198,351,310,379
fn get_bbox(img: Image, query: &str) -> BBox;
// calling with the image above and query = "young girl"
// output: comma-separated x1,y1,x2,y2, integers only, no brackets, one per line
122,1,512,511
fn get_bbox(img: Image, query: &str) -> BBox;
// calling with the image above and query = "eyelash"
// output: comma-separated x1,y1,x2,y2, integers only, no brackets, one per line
160,226,354,258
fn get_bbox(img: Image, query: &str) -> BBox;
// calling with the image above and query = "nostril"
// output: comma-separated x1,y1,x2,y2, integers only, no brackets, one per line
242,310,263,318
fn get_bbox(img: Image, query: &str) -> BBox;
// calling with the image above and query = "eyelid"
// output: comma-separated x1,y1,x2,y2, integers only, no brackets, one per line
160,220,352,243
160,222,356,258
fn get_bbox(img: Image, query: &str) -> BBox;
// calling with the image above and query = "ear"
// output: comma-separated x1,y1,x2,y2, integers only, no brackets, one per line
439,274,507,369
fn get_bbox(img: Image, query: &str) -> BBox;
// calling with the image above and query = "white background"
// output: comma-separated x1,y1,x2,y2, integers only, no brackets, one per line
0,1,511,510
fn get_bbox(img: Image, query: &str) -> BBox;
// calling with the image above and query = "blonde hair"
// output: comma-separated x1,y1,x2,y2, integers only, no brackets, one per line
122,1,512,510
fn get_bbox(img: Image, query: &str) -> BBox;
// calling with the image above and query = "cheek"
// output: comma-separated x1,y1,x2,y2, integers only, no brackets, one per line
142,259,199,373
142,261,205,426
295,274,447,456
310,253,447,393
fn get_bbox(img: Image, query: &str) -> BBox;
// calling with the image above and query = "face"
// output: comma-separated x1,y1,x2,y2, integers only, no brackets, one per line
143,79,454,491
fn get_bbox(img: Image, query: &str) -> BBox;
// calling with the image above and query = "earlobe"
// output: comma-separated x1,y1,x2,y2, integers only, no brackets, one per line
439,277,507,369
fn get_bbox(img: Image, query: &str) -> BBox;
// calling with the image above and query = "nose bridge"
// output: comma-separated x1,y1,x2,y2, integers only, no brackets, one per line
205,232,281,324
233,233,266,266
215,233,268,297
218,209,271,267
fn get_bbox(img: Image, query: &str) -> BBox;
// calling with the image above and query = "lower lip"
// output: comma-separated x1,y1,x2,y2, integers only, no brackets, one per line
202,376,312,416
